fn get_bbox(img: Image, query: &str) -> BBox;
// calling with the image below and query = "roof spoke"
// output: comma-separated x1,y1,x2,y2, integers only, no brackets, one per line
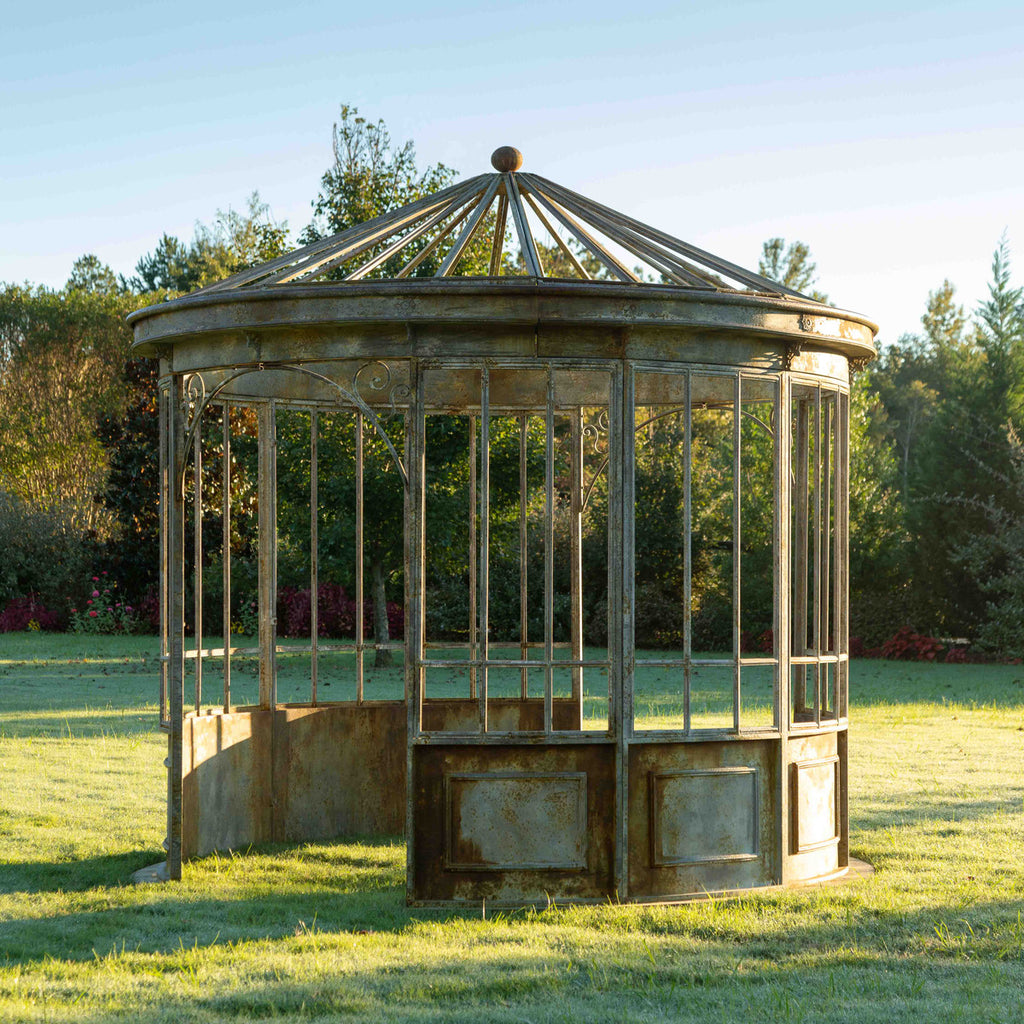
528,173,808,297
505,172,544,278
435,176,501,277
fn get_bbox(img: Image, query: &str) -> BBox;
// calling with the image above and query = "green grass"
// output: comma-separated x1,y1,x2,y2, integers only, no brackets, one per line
1,633,1023,1022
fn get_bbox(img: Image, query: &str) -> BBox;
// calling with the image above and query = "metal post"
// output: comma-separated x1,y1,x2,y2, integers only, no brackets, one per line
158,375,170,727
469,414,478,700
479,371,490,733
356,412,364,703
732,374,742,732
310,409,319,705
777,374,793,884
258,402,278,708
519,413,529,700
193,421,203,712
543,368,554,735
813,388,822,727
570,407,584,727
793,396,809,719
614,361,632,901
222,403,231,712
167,376,186,880
683,372,692,734
405,362,425,903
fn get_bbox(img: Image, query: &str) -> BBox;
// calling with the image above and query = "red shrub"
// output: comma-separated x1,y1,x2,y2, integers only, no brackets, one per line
0,594,64,632
880,626,945,662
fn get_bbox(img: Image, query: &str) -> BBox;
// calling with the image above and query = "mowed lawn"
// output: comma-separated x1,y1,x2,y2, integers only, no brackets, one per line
1,635,1022,1023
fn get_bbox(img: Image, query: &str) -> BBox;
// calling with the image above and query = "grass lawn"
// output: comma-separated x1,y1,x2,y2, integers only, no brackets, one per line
1,634,1022,1022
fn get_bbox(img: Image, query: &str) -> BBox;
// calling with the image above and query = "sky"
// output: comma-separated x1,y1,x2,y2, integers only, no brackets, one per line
3,0,1023,345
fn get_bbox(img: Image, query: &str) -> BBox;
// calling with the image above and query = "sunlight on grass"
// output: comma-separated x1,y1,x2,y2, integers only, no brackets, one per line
1,632,1022,1022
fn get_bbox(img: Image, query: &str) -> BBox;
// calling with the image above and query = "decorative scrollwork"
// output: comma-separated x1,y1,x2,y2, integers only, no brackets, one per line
181,372,206,427
352,360,410,420
581,409,609,455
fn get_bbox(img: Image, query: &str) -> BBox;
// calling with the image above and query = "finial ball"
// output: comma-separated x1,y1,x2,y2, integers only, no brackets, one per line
491,146,523,172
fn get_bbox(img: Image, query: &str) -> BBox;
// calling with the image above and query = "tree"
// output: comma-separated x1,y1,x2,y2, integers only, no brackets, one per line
758,238,828,302
132,192,289,293
0,283,135,534
302,104,499,278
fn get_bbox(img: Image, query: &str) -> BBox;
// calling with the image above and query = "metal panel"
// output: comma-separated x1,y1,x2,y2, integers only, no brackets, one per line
649,767,759,866
791,755,839,853
444,772,587,870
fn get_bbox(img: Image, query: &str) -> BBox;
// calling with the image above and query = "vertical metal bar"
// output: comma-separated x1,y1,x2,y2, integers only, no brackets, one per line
813,387,822,727
823,397,833,661
683,371,692,734
732,374,742,733
405,361,425,904
222,403,231,712
310,410,319,706
570,406,584,726
615,361,632,901
468,415,478,700
356,412,364,703
158,378,169,726
479,370,490,733
543,367,554,735
840,391,850,718
777,374,792,885
793,396,809,720
257,402,278,708
193,416,203,713
838,388,850,867
519,413,529,699
167,376,186,880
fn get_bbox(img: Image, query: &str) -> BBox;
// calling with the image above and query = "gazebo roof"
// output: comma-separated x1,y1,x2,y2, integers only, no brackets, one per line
191,147,814,300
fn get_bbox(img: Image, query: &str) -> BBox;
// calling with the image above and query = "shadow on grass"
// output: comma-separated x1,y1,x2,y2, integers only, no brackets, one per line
852,791,1024,831
0,849,164,896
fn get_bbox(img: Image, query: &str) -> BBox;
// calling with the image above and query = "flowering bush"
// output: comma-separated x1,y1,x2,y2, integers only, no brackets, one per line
69,573,138,634
0,594,64,632
275,582,404,639
880,626,945,662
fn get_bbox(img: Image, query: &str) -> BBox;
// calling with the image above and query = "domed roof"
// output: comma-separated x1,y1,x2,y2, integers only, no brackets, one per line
191,147,814,299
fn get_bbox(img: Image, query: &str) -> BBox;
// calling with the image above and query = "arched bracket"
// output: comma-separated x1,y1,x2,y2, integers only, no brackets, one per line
177,361,410,494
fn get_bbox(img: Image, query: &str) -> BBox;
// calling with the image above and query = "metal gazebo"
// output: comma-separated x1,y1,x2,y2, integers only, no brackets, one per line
129,147,876,904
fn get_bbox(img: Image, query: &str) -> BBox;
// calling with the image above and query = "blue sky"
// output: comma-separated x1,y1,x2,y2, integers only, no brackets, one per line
3,0,1022,343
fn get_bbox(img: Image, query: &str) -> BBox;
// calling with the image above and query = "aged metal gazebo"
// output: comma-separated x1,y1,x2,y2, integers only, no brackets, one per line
130,148,876,903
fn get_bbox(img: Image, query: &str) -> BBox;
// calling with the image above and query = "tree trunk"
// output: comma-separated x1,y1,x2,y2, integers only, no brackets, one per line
372,556,392,668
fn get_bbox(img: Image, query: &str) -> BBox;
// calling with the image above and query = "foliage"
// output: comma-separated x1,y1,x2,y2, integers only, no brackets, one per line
0,489,89,611
0,280,136,534
68,572,138,634
132,192,290,293
276,582,404,640
301,104,499,277
758,237,828,302
0,593,63,632
94,358,161,602
951,425,1024,658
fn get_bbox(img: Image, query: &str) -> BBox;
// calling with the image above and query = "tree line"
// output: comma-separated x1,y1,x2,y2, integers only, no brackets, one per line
1,105,1022,656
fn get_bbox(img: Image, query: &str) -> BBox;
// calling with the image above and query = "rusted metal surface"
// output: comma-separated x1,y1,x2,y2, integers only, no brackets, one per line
411,743,615,904
181,704,405,858
786,730,841,882
421,698,582,733
628,741,779,898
